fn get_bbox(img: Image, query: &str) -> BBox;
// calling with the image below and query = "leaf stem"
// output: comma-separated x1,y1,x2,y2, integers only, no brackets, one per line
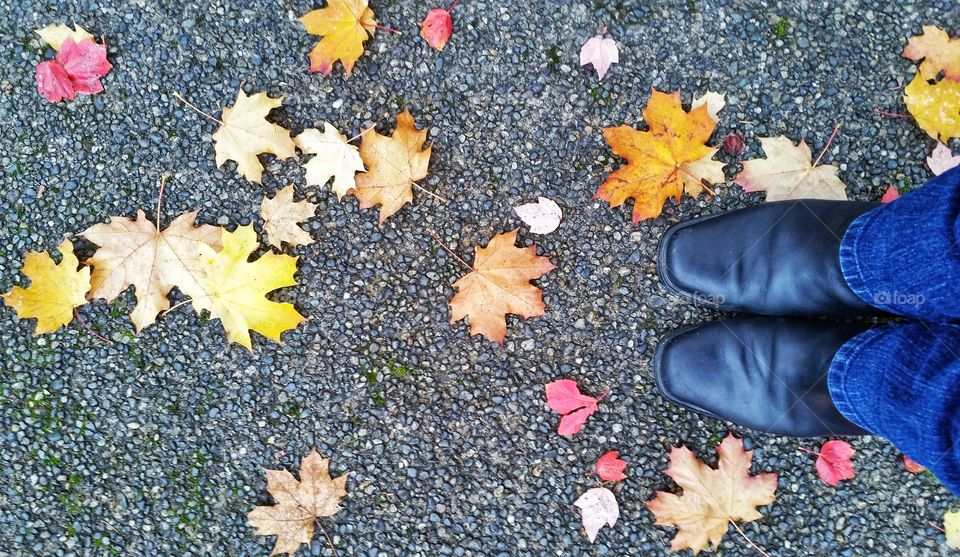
875,109,912,119
345,126,376,144
162,299,193,317
156,175,168,233
413,182,449,203
730,520,771,557
426,228,474,271
797,446,820,456
812,124,841,168
314,518,338,557
376,23,402,34
448,0,460,12
73,309,113,344
172,91,222,124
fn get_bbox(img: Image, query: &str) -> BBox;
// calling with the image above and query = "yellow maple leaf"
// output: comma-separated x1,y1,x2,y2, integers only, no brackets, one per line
946,510,960,549
212,88,297,184
355,109,432,223
181,225,304,350
647,434,778,554
300,0,377,77
35,23,93,50
3,240,90,334
904,72,960,142
903,25,960,82
449,229,556,344
248,449,348,556
597,89,724,222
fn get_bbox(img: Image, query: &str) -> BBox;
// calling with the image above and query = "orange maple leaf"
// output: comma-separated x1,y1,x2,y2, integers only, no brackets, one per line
596,89,724,222
647,434,778,554
299,0,377,76
903,25,960,82
449,229,555,344
355,109,432,223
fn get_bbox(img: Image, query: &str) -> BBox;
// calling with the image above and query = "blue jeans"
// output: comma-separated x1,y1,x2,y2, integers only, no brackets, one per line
830,166,960,495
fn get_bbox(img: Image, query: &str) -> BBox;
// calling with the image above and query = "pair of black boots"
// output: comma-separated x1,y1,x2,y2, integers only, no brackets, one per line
654,199,884,437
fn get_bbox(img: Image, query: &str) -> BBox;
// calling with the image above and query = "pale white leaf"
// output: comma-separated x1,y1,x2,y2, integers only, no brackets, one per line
579,34,619,80
574,487,619,543
295,123,366,200
35,23,93,50
927,142,960,176
691,91,726,123
513,196,562,234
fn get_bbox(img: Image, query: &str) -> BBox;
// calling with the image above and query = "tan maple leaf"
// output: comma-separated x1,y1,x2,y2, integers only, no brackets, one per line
248,449,348,556
80,210,222,332
733,136,847,201
294,123,366,199
647,434,778,554
355,109,432,223
261,185,318,249
449,229,556,344
903,25,960,82
212,88,297,183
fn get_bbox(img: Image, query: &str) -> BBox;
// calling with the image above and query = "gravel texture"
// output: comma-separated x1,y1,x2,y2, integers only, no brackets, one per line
1,0,959,555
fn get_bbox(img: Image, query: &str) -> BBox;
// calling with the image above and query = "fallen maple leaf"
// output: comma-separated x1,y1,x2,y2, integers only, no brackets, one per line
420,3,454,51
647,434,777,554
904,72,960,142
212,88,297,184
691,91,726,123
881,185,900,203
449,229,555,343
181,225,305,350
3,239,90,334
802,440,855,487
574,487,619,542
35,23,93,50
928,142,960,175
903,455,926,474
36,37,112,103
733,136,847,201
513,196,562,234
80,209,222,333
355,109,432,223
300,0,377,76
261,185,318,249
248,449,348,556
544,379,606,436
903,25,960,82
580,28,619,80
594,450,628,482
946,510,960,549
597,89,724,222
294,122,366,199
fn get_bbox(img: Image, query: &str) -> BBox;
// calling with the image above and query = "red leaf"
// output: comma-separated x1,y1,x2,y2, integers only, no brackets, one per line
544,379,605,436
881,185,900,203
420,8,453,51
36,60,75,103
813,440,855,486
594,451,628,482
903,455,926,474
58,38,112,94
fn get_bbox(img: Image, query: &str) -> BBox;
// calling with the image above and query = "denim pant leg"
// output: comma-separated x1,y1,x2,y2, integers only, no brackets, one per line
829,322,960,495
840,166,960,320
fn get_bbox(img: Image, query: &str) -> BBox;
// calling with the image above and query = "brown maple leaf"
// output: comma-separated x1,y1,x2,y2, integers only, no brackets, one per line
248,449,348,556
448,229,555,344
647,434,777,554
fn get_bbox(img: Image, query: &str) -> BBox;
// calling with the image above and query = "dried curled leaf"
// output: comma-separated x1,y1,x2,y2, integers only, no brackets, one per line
3,240,90,334
904,73,960,142
248,449,348,556
212,89,297,183
733,136,847,201
300,0,376,76
261,185,318,248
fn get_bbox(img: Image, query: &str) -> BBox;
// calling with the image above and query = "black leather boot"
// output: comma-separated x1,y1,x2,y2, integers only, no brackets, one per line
654,317,870,437
658,200,885,316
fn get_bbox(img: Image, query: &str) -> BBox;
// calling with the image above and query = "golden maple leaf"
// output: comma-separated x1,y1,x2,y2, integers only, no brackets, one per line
248,449,348,556
647,434,778,554
355,109,432,223
733,136,847,201
300,0,377,77
261,185,318,249
596,89,724,222
212,88,297,183
3,239,90,334
903,25,960,82
449,229,556,344
181,225,304,350
904,72,960,142
80,210,222,332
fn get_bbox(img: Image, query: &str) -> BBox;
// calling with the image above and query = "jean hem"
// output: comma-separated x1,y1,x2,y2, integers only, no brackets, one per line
827,327,884,435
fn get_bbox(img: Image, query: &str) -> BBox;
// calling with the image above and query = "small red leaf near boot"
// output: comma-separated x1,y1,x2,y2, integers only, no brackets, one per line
903,455,926,474
594,451,628,482
802,440,855,486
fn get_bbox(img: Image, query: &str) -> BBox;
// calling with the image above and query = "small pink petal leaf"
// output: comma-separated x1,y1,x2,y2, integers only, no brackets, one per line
574,487,619,542
514,196,562,234
58,38,111,93
903,455,926,474
558,405,596,436
881,185,900,203
36,60,75,103
579,34,619,80
420,8,453,51
814,440,855,486
544,379,605,436
594,451,628,482
927,143,960,176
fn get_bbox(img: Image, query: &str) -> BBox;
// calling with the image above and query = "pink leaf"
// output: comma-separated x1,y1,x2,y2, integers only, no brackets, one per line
36,60,75,103
574,487,619,542
58,38,112,94
903,455,926,474
544,379,606,436
514,196,562,234
579,32,619,80
420,8,453,51
594,451,628,482
928,143,960,176
881,185,900,203
813,440,855,486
